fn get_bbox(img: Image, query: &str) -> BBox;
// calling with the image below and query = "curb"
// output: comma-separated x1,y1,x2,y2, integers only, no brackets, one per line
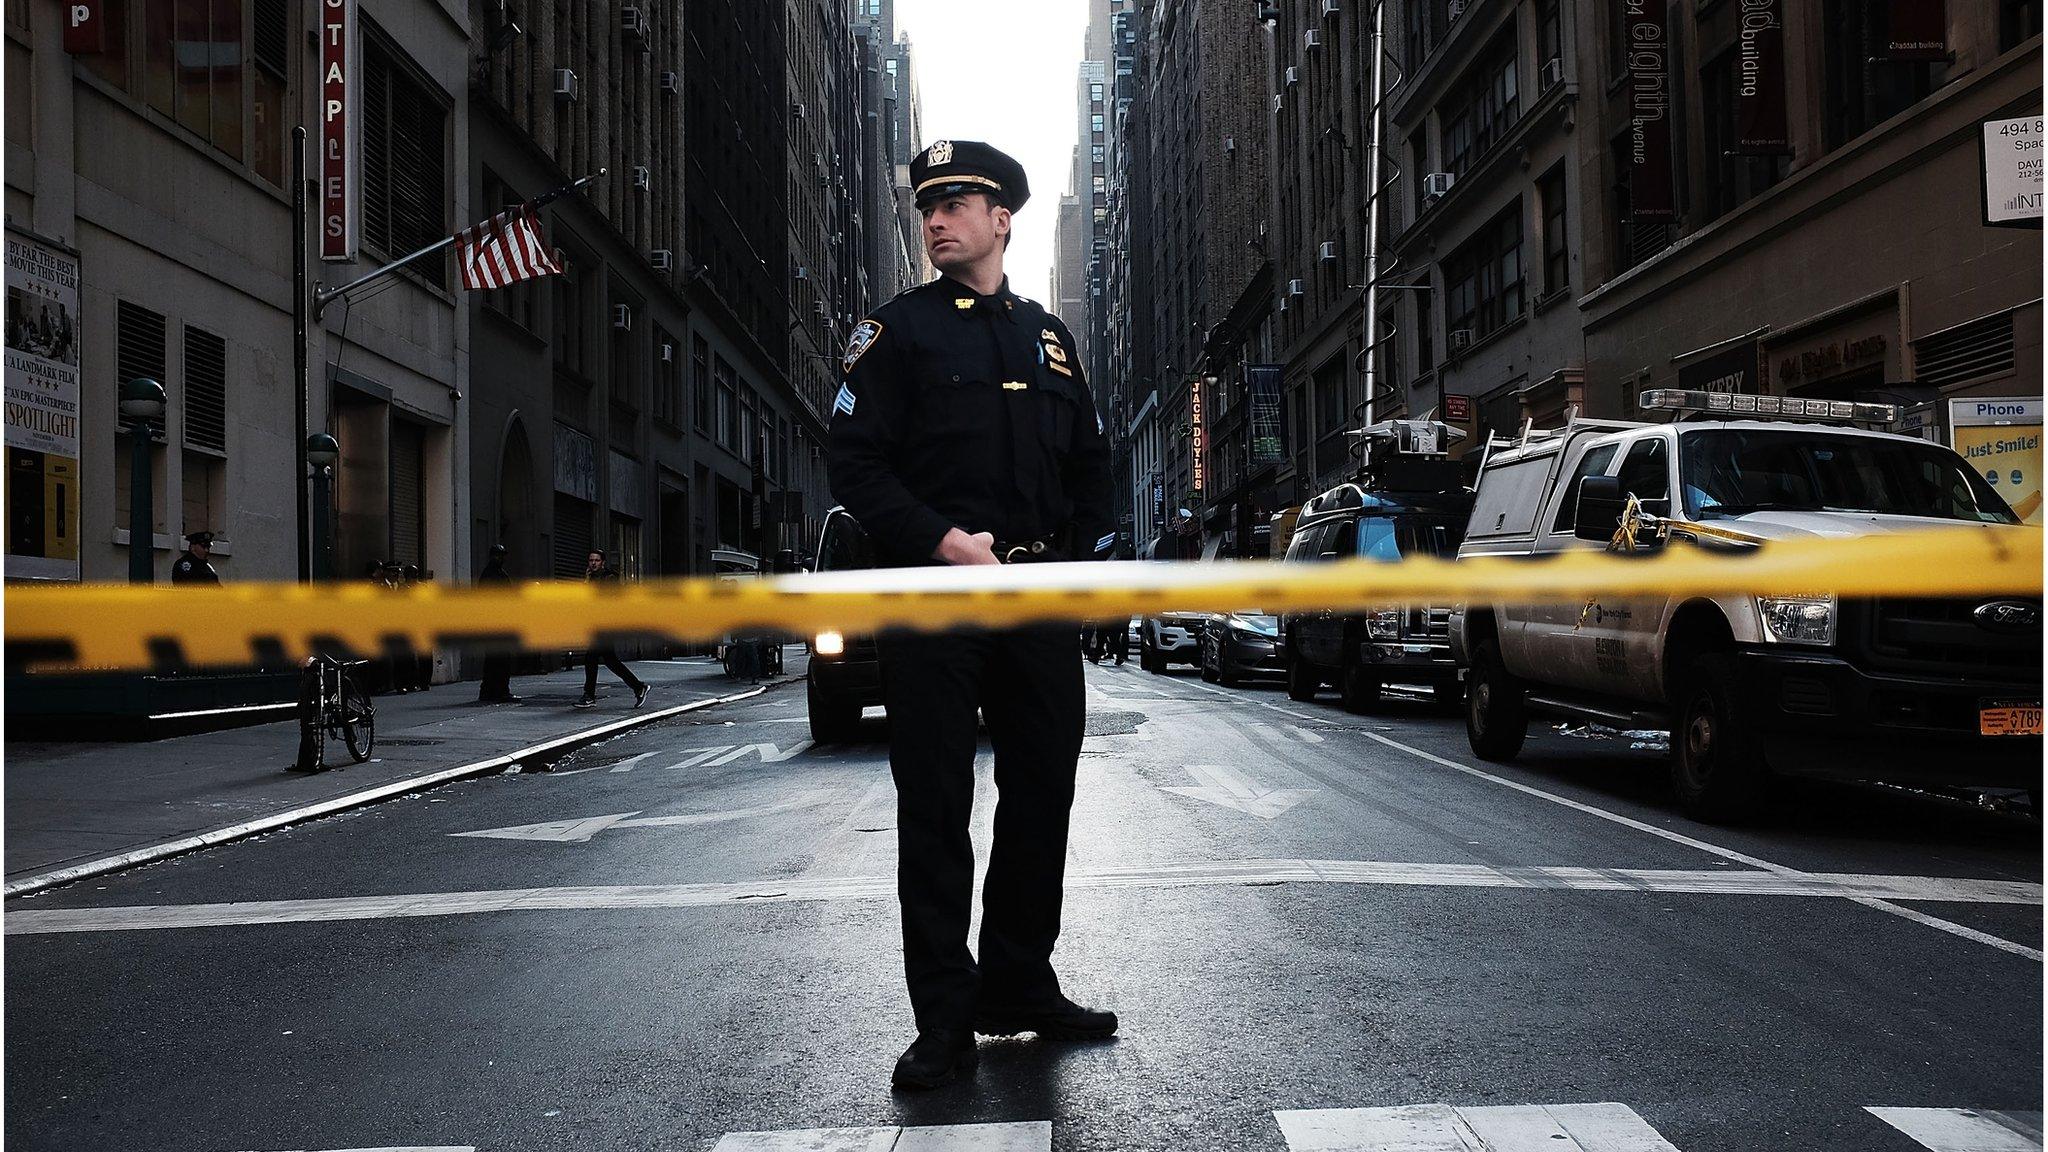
4,677,800,899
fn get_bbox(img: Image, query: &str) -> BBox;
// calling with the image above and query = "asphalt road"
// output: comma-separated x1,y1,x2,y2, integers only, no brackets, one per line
6,657,2041,1152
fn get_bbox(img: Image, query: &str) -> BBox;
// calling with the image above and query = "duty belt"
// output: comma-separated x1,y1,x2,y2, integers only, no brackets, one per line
999,539,1063,564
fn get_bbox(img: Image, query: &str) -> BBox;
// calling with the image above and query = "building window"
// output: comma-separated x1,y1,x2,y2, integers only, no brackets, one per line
608,292,639,411
1699,52,1788,223
716,356,739,449
1821,0,1940,152
692,336,712,431
1440,31,1519,178
2004,0,2042,51
1092,113,1105,133
361,29,448,283
1414,286,1435,375
553,264,586,378
1610,134,1673,273
84,0,286,183
1444,203,1525,345
653,328,681,427
478,170,538,330
1538,166,1568,296
114,301,168,536
1537,0,1562,71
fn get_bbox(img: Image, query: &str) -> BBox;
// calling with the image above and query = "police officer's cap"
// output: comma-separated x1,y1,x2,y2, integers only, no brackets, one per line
910,140,1030,212
185,530,215,546
488,543,507,558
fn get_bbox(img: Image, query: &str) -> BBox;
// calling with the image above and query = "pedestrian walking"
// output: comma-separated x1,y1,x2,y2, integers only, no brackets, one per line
477,544,520,704
576,548,649,709
170,531,221,584
827,140,1118,1092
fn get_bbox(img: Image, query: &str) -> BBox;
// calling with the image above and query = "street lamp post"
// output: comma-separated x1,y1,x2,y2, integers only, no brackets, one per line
120,377,166,584
306,433,340,581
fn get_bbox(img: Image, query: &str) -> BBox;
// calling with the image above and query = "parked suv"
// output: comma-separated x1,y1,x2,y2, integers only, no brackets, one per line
1280,482,1471,710
1139,612,1205,673
1451,388,2041,819
806,507,883,742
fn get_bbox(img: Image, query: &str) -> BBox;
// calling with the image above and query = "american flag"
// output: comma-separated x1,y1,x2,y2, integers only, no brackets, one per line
453,203,564,291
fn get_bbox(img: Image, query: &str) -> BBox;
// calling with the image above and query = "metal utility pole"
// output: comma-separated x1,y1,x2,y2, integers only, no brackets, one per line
1359,0,1390,429
292,125,311,584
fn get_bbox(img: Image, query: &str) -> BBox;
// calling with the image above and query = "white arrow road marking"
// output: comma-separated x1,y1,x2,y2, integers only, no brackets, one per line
15,862,2039,934
1161,764,1318,819
450,790,837,843
1288,724,1325,745
1866,1107,2045,1151
710,740,814,765
1276,1102,1681,1151
712,1121,1049,1151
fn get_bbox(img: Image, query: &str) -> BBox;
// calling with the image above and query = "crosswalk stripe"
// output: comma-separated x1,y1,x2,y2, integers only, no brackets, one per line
710,1121,1050,1151
1289,724,1325,744
1275,1103,1680,1151
1866,1107,2045,1150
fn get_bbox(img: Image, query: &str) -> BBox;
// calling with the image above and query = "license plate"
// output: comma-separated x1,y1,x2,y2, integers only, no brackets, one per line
1979,700,2044,737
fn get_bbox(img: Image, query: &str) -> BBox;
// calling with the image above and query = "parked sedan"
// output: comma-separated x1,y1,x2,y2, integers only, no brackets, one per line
1199,611,1285,687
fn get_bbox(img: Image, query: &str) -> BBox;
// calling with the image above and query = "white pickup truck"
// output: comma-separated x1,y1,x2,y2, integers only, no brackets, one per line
1449,388,2041,819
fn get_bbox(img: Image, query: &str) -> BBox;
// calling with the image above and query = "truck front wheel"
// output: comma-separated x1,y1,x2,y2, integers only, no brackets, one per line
1670,654,1768,822
1465,639,1527,761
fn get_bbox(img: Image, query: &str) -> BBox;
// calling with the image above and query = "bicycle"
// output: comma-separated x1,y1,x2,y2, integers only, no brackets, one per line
295,653,376,771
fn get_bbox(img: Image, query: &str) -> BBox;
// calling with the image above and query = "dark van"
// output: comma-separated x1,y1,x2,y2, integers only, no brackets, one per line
1280,483,1471,711
807,507,884,741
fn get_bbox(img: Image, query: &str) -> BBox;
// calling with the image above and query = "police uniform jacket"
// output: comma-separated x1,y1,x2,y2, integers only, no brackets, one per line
827,276,1114,568
171,553,219,584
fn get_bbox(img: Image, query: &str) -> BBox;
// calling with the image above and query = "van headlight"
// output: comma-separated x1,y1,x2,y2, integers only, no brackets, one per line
1367,609,1402,640
1757,596,1835,645
815,631,846,656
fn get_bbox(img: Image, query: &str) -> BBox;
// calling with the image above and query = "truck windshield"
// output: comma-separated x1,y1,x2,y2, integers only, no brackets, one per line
1679,430,2019,524
1358,514,1466,560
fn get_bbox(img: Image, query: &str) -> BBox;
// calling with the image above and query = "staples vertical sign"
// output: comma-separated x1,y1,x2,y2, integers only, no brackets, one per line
320,0,356,262
1625,0,1675,222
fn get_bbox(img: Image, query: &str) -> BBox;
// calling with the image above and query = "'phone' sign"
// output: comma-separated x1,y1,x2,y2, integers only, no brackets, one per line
320,0,357,261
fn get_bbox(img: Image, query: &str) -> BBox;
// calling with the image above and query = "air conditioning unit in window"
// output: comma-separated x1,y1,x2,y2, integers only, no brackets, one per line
1284,66,1299,87
554,69,579,101
1449,328,1474,353
659,70,680,95
613,304,633,331
1224,136,1236,154
620,5,647,47
661,341,675,362
792,101,807,120
632,166,651,191
1447,0,1466,21
649,248,673,272
1318,241,1338,262
1287,278,1306,296
1278,296,1291,314
1422,171,1455,199
794,265,809,281
814,300,829,316
1304,29,1320,49
1272,93,1283,113
1321,0,1340,15
1541,57,1563,90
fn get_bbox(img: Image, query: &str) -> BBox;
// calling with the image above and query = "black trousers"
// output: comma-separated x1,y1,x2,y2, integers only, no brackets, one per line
478,652,513,700
583,646,644,698
877,624,1085,1031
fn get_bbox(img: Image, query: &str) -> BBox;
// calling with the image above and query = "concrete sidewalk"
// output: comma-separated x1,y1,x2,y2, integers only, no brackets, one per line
4,652,806,886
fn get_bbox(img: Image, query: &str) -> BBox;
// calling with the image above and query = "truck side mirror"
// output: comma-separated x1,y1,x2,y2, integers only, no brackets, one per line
1574,475,1626,541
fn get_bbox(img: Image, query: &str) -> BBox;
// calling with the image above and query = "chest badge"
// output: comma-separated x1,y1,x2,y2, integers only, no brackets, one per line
1041,330,1074,376
842,319,883,373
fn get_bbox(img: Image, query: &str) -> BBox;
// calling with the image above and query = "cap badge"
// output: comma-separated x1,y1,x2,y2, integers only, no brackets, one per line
928,140,954,165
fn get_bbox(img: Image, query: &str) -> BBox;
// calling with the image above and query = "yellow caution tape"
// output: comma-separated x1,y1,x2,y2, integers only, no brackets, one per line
5,527,2040,672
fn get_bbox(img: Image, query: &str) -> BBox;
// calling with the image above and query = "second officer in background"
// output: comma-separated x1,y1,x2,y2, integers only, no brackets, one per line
828,139,1118,1091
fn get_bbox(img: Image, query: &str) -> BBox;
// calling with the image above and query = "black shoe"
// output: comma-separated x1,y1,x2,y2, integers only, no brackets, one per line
574,696,596,709
891,1028,977,1090
973,996,1118,1040
633,683,650,708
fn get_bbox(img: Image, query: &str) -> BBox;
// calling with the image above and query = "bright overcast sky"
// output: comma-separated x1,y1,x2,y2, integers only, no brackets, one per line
894,0,1092,305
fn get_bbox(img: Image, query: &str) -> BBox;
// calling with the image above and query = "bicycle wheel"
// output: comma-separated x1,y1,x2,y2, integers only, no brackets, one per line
341,670,376,763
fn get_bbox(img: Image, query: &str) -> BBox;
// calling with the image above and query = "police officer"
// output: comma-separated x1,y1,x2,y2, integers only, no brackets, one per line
828,139,1118,1091
476,544,520,704
170,531,220,584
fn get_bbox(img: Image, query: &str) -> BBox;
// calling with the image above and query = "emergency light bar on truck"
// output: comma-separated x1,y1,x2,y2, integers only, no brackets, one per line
1639,388,1899,424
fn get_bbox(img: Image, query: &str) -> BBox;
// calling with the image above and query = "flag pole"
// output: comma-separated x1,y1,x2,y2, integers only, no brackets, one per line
312,169,603,318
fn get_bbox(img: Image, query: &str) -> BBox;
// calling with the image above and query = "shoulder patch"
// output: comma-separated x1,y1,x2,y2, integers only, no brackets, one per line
842,319,884,373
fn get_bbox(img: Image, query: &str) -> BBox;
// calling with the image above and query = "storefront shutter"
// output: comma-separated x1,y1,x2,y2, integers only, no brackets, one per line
390,420,424,567
553,493,593,577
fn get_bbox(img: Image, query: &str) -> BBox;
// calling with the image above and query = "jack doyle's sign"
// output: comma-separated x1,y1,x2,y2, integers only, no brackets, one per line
320,0,356,261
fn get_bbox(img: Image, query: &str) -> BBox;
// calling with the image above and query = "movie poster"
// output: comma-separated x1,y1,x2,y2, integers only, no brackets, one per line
5,230,82,581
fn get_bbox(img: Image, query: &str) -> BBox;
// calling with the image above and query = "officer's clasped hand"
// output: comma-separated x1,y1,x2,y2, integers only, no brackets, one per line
933,528,1001,566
